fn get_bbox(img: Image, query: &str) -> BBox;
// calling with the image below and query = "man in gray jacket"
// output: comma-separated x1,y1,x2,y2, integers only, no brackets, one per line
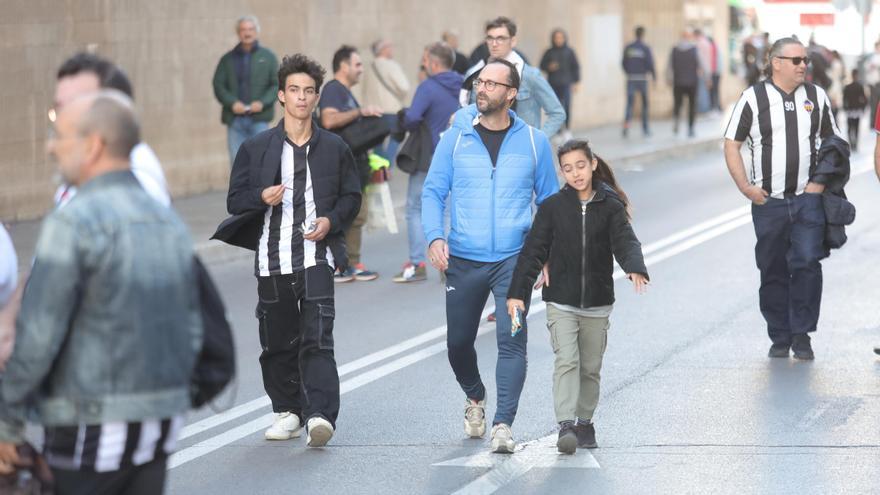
0,91,201,494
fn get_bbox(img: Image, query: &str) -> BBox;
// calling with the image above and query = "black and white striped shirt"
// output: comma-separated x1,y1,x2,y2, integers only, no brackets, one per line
256,138,334,276
725,80,844,198
44,416,183,472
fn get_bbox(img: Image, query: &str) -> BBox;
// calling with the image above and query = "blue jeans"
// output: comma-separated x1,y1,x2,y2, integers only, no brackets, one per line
228,116,270,167
624,80,649,132
751,193,826,345
551,84,572,129
445,255,529,426
406,171,428,264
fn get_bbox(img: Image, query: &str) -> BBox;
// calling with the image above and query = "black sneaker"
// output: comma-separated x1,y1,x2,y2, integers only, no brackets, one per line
768,343,790,358
556,422,577,455
791,334,814,360
574,421,597,449
873,346,879,356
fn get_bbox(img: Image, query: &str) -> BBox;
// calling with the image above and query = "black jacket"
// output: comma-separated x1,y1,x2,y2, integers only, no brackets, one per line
811,135,854,250
211,120,362,269
508,184,648,308
395,121,433,174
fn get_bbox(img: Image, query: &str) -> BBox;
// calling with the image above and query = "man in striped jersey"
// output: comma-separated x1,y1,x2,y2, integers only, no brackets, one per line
0,91,201,493
213,54,361,447
724,37,845,361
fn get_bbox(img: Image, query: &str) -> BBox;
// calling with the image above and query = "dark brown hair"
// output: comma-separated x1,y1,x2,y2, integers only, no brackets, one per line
557,139,632,217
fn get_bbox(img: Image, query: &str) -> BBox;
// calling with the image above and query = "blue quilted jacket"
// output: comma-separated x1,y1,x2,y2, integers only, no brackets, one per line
421,104,559,262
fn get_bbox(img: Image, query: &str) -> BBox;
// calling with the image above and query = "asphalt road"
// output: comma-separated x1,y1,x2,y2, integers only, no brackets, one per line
167,146,880,495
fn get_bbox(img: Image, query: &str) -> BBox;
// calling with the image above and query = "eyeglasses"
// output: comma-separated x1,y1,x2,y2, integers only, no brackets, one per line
472,78,513,91
485,35,511,45
775,56,811,66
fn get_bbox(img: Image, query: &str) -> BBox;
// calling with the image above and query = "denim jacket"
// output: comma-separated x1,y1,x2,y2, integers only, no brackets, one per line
515,64,566,137
0,171,201,441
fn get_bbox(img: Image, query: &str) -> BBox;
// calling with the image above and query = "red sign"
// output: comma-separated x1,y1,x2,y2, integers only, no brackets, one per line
800,13,835,25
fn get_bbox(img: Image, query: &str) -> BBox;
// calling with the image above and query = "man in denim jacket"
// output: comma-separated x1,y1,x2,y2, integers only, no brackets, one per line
0,91,201,493
461,17,566,138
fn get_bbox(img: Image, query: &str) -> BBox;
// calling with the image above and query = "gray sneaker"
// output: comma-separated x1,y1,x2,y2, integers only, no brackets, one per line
490,423,515,453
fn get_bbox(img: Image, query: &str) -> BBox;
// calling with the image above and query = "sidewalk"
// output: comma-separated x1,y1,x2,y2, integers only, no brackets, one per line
6,114,726,271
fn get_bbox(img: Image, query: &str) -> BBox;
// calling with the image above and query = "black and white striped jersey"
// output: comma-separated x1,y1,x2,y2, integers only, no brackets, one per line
256,138,334,276
725,80,844,198
44,416,183,472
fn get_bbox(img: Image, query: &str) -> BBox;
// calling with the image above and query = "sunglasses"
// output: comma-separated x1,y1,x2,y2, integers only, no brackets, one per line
776,56,811,66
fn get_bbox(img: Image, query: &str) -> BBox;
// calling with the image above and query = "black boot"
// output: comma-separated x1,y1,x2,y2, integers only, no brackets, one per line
768,343,790,358
791,334,814,360
557,421,577,454
574,421,597,449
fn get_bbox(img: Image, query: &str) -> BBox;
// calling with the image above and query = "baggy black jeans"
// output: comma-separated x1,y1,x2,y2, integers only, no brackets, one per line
256,265,339,427
751,193,826,346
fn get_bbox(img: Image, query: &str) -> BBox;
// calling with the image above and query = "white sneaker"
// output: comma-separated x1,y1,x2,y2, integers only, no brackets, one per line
264,412,302,440
306,416,334,447
490,423,516,453
464,398,486,438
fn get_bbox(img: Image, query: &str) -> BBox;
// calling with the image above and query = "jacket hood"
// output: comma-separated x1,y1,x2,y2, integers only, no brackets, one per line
675,40,696,51
431,70,465,96
450,103,525,135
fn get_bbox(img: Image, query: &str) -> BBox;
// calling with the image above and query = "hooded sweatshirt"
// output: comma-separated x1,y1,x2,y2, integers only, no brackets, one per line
403,70,464,149
668,40,702,88
540,35,580,88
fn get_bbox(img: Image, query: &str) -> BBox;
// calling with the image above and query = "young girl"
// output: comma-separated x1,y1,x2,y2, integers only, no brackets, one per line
506,139,648,454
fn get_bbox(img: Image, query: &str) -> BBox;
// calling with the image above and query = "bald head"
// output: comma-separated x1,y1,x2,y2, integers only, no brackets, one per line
74,90,140,160
50,90,140,186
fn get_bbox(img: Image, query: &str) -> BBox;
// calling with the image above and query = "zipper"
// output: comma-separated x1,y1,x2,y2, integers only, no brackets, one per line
580,203,587,308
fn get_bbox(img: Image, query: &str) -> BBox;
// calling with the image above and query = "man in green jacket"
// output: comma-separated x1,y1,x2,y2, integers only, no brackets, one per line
213,15,278,166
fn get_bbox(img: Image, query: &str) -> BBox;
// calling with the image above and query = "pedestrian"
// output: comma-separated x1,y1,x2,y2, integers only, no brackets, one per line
0,225,15,312
827,50,845,120
540,28,580,139
319,45,384,283
843,69,868,151
442,30,471,75
362,38,411,160
668,28,705,137
724,37,845,360
0,225,16,371
461,17,566,138
694,29,714,114
421,58,559,453
875,107,880,357
0,90,202,494
51,52,170,208
392,42,463,283
506,139,648,454
708,33,723,112
212,15,279,168
213,54,362,447
621,26,656,137
865,41,880,126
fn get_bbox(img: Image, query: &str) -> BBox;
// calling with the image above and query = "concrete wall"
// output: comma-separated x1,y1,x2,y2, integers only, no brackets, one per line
0,0,733,221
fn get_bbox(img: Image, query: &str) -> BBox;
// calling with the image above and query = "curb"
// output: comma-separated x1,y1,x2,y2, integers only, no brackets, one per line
607,137,722,170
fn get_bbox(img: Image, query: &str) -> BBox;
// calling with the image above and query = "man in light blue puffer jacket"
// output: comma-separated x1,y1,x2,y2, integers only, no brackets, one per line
422,59,558,454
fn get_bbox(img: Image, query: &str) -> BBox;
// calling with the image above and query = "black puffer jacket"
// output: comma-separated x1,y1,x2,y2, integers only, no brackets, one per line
508,183,648,308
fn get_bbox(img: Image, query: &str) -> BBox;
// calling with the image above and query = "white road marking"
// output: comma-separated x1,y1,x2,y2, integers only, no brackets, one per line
170,199,793,469
434,433,600,495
